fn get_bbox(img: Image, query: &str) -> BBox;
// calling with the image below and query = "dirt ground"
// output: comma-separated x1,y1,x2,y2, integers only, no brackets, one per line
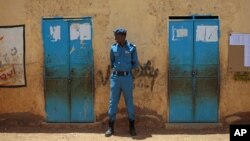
0,122,230,141
0,132,229,141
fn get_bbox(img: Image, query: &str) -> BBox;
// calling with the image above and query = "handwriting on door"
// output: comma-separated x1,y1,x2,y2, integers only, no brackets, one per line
97,60,159,91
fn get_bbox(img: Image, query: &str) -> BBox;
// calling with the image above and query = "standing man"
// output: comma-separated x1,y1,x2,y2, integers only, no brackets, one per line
105,28,139,137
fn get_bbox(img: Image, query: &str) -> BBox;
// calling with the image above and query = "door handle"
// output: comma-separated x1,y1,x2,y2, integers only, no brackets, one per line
68,78,72,84
192,71,197,77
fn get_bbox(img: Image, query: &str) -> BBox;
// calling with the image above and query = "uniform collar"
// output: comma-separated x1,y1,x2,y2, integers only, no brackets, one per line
117,40,129,48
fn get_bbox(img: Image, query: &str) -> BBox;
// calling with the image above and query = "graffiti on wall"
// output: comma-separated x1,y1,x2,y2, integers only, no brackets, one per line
0,25,26,87
97,60,159,91
133,60,159,91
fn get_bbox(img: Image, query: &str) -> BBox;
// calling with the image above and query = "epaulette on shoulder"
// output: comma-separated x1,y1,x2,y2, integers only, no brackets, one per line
112,43,117,46
129,43,136,47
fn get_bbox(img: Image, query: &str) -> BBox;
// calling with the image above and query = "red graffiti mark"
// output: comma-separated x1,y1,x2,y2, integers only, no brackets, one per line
7,66,16,77
0,65,16,81
0,36,3,41
0,74,7,80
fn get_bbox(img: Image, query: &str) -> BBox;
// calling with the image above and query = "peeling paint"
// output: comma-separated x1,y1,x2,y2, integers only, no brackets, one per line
172,26,178,41
49,25,61,42
176,28,188,37
171,26,188,41
80,40,85,49
70,23,91,41
79,23,91,40
196,25,218,42
70,46,75,55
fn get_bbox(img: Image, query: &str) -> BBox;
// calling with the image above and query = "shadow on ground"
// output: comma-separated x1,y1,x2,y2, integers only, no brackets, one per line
2,109,244,140
0,117,229,141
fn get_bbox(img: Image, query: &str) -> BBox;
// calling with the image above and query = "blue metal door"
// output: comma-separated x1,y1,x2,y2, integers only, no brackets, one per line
42,18,94,122
169,16,219,123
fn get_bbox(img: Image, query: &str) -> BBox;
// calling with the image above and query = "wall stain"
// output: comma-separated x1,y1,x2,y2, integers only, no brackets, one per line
234,72,250,81
0,112,43,126
0,36,4,41
97,65,111,85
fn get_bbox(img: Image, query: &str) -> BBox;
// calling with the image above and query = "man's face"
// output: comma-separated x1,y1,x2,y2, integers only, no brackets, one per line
115,34,126,44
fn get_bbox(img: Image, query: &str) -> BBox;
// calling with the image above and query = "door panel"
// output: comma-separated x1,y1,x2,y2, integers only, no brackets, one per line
43,20,70,78
195,78,218,122
42,19,70,122
69,20,94,122
71,77,94,122
45,79,70,122
169,78,193,122
194,20,219,78
169,20,194,77
194,19,219,122
169,20,194,122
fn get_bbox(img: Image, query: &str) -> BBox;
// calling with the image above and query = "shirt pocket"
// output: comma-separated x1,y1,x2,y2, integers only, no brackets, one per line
114,52,119,56
113,51,120,62
124,50,132,63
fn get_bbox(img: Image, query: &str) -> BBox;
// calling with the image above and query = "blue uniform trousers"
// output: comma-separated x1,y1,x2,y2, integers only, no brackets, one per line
108,74,135,121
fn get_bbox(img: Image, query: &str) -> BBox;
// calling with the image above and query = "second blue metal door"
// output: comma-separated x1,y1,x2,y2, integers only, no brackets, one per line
169,17,219,122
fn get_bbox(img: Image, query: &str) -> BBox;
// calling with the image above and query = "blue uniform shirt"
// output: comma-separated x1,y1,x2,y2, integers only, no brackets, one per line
110,41,138,71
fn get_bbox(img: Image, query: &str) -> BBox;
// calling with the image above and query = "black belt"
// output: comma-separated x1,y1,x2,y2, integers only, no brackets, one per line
113,71,130,76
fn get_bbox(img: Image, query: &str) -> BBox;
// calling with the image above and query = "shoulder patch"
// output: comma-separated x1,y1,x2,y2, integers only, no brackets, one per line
129,43,136,47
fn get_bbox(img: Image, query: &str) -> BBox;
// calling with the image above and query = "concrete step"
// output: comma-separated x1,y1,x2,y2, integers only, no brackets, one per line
165,123,227,130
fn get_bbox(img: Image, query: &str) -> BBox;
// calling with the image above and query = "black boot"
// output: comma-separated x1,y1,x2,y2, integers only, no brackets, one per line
129,120,137,136
105,120,114,137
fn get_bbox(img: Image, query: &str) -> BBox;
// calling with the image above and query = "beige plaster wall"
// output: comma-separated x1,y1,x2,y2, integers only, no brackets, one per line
0,0,249,124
